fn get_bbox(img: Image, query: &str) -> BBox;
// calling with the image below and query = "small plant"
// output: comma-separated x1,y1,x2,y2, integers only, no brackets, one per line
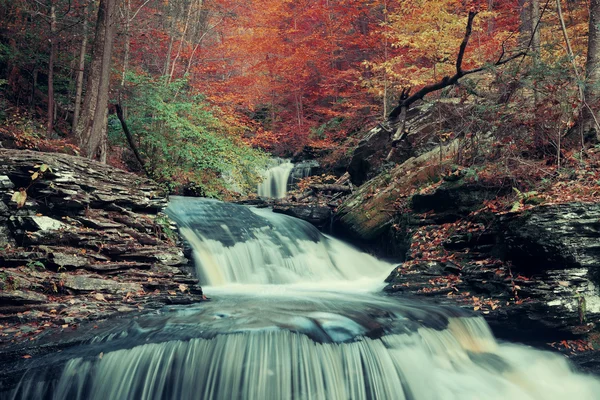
26,260,46,271
10,163,53,209
511,187,542,212
155,214,177,243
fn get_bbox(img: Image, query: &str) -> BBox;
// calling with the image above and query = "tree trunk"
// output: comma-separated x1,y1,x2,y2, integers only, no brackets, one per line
531,0,541,105
72,3,89,134
47,1,56,137
584,0,600,138
168,0,195,83
76,0,116,160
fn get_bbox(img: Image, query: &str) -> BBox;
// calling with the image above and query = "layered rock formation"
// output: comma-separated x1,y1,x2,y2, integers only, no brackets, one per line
0,150,203,346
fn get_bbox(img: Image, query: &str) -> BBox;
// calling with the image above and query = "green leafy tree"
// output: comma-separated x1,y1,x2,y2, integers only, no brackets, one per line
114,72,268,197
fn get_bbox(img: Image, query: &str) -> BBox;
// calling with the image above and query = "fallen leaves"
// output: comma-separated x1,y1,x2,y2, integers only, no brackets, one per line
10,188,27,208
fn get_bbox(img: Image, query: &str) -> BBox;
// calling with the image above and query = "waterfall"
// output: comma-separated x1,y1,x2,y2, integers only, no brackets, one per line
257,159,294,199
165,197,391,286
5,197,600,400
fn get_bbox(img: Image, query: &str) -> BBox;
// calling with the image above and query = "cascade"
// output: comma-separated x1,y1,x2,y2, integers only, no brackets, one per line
288,160,319,188
257,159,294,199
5,197,600,400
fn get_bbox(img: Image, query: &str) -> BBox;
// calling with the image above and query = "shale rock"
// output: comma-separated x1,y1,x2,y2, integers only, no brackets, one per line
499,203,600,273
347,101,466,186
0,149,203,330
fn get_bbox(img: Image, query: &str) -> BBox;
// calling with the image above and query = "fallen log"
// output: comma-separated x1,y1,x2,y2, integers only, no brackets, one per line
309,184,352,193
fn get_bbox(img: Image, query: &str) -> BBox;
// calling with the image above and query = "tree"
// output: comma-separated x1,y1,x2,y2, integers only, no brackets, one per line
72,2,89,134
75,0,117,161
584,0,600,138
385,10,525,156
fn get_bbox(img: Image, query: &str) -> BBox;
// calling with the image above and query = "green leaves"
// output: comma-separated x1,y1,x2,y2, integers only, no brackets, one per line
114,72,267,197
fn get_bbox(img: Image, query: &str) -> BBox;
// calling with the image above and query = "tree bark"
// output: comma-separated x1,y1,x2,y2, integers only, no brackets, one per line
76,0,117,160
47,1,56,137
531,0,541,104
584,0,600,138
85,0,116,159
309,184,351,193
72,2,89,134
168,0,195,83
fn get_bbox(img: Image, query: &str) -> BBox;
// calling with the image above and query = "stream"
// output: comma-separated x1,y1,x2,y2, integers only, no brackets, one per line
4,197,600,399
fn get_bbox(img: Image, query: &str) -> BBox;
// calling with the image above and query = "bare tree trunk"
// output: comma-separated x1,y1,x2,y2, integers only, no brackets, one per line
84,0,116,159
163,1,174,77
73,3,89,134
47,1,56,137
518,0,531,49
556,0,586,109
169,0,195,82
121,0,131,88
75,0,107,143
584,0,600,138
531,0,541,105
76,0,116,160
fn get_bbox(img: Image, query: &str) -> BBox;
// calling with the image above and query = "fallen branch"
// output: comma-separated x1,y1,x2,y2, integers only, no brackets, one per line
114,103,151,179
309,184,352,193
293,190,315,202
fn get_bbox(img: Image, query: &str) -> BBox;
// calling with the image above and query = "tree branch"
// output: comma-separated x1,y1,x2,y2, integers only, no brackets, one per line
114,103,152,179
388,11,526,121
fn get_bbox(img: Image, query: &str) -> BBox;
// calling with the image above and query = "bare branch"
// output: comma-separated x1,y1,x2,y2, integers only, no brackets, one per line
456,11,477,75
388,11,526,122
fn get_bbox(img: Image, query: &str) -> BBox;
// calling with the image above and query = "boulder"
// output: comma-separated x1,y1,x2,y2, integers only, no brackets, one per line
347,101,465,186
499,203,600,274
334,139,460,255
272,205,332,230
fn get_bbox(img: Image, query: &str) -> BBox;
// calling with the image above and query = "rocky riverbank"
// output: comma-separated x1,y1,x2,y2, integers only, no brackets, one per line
0,150,204,353
329,137,600,373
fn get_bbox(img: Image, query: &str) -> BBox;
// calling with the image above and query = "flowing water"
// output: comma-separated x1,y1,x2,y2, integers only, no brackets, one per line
257,159,295,199
5,197,600,399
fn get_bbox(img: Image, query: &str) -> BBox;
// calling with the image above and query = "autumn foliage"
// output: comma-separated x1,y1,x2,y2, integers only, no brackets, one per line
0,0,598,180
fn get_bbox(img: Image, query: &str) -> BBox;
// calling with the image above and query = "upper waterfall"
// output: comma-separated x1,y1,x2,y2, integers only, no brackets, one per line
257,159,294,199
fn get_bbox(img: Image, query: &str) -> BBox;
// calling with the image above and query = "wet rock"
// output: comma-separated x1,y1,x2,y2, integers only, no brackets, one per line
0,176,14,190
272,204,332,230
334,140,460,255
29,216,68,231
62,276,142,293
0,291,48,305
499,203,600,274
0,149,204,343
411,183,509,223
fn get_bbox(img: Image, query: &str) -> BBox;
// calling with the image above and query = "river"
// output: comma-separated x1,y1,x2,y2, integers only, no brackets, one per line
4,197,600,399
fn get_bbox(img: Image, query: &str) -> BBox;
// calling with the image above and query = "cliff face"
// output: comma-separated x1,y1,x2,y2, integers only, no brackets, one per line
0,150,204,347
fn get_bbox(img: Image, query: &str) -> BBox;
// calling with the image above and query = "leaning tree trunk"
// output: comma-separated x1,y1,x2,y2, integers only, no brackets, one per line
584,0,600,139
75,0,116,160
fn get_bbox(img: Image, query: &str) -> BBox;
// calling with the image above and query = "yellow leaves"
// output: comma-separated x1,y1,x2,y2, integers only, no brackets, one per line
11,189,27,208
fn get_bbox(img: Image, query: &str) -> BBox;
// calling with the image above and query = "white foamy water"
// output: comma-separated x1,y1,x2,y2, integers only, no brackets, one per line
257,159,294,199
5,197,600,400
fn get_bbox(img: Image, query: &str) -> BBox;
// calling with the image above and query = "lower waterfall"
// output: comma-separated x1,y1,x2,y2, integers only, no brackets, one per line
5,197,600,400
